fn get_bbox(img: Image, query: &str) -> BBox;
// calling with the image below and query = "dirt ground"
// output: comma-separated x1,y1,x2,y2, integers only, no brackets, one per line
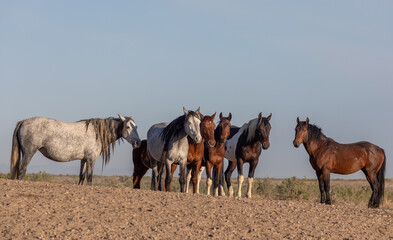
1,179,392,240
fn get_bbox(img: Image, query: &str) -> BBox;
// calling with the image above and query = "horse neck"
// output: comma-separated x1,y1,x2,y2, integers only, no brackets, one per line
303,135,327,156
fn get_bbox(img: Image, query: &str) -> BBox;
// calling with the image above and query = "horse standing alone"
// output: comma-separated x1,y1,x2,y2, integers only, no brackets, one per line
10,115,141,184
293,117,386,208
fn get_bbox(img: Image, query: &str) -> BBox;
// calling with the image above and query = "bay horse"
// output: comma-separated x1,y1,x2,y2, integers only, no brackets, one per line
224,113,272,198
203,112,232,196
169,112,216,193
293,117,386,208
147,107,202,192
10,115,141,184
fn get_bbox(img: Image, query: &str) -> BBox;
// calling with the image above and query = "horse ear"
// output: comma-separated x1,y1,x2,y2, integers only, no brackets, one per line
199,112,205,120
196,107,200,114
118,114,126,122
211,112,216,120
306,117,309,126
267,113,272,121
297,117,300,124
183,107,188,115
258,112,262,120
219,112,223,120
228,112,232,121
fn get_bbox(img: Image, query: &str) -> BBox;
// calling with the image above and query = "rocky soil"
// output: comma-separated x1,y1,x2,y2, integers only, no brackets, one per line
1,179,392,239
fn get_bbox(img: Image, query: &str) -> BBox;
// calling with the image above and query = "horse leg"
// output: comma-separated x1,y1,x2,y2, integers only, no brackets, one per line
149,155,158,190
219,165,226,196
225,160,237,197
246,160,258,198
192,161,202,194
323,170,331,204
178,161,187,193
168,163,177,192
316,170,326,204
213,165,220,196
134,165,149,189
362,169,379,208
186,167,192,193
18,150,37,180
85,159,95,185
236,159,245,198
206,161,213,195
197,166,205,194
78,160,86,185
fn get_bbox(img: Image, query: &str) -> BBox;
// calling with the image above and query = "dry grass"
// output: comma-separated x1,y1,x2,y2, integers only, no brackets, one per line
1,172,392,209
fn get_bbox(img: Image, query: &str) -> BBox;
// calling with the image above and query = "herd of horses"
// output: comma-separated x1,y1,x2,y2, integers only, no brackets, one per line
10,107,386,208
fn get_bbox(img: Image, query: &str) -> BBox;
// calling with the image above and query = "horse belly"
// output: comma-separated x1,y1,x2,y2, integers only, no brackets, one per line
39,143,85,162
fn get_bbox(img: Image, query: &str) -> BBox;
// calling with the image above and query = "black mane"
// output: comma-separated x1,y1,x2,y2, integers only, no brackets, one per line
307,123,324,142
160,111,198,151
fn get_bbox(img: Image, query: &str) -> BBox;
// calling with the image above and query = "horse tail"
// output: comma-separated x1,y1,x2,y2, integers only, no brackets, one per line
375,149,386,207
10,121,24,179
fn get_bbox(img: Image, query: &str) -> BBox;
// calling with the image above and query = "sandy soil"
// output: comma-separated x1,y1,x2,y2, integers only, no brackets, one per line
1,179,392,240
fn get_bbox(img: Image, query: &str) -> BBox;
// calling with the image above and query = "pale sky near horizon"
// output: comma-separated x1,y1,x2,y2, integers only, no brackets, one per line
1,1,392,179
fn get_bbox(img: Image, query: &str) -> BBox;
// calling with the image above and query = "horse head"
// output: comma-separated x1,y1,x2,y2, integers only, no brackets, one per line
256,112,272,150
119,114,141,148
183,107,202,144
217,112,232,144
293,117,309,147
199,112,216,147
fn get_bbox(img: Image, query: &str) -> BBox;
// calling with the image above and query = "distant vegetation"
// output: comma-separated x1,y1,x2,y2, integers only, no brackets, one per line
1,172,392,209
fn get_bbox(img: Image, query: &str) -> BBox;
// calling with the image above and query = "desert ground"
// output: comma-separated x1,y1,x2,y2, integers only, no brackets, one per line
1,178,392,239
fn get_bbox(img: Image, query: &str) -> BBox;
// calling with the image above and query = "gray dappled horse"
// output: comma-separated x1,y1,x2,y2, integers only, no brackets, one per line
147,107,202,192
10,115,141,184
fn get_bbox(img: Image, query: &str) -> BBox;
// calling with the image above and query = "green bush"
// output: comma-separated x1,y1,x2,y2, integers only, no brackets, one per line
25,171,53,182
276,177,316,200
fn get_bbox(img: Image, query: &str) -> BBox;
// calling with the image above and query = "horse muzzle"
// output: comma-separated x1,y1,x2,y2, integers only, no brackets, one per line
262,142,270,150
133,140,142,148
220,137,227,144
207,140,216,148
293,140,300,148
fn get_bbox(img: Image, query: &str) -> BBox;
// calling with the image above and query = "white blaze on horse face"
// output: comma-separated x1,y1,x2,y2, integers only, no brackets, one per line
123,119,141,148
185,115,202,144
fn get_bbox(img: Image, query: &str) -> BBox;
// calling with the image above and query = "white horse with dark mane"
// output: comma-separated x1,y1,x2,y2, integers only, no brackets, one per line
147,107,202,192
10,115,141,184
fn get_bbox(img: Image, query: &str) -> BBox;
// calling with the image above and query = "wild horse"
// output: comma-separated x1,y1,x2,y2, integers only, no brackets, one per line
224,113,272,198
147,107,202,192
293,117,386,208
11,115,141,184
169,112,216,193
202,112,232,196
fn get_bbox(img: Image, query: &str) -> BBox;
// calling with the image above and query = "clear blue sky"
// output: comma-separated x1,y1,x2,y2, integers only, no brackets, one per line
1,1,392,179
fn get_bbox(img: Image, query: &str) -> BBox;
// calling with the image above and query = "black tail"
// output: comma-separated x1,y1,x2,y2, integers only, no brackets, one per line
375,150,386,207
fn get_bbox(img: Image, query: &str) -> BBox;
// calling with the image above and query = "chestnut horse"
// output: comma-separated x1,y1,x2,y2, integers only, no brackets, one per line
203,112,232,196
169,112,216,193
293,117,386,208
224,113,272,198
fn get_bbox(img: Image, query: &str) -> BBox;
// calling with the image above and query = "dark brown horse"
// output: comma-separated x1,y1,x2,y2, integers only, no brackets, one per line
224,113,272,198
293,117,386,208
132,139,150,189
203,112,232,196
169,112,217,193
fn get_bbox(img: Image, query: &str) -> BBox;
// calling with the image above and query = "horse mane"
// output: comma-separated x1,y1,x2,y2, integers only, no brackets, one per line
160,111,198,151
80,118,123,166
240,118,259,144
307,123,325,142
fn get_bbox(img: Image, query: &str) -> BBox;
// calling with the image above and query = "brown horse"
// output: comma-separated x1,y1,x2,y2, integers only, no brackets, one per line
169,112,217,193
203,112,232,196
293,117,386,208
132,139,150,189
